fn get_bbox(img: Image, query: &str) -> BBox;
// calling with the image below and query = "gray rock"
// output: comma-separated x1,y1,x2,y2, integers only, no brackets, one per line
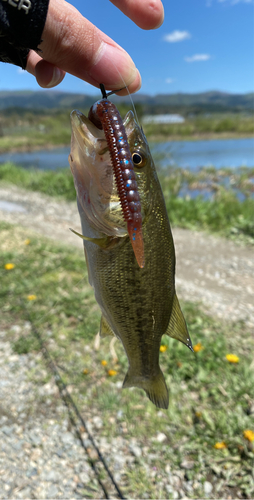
16,487,33,499
26,467,38,478
46,484,60,498
92,416,103,429
156,432,167,443
165,485,179,499
10,325,22,334
79,471,90,483
29,432,42,446
12,440,25,451
184,482,193,494
61,432,74,444
1,425,13,436
45,469,61,482
204,480,213,495
129,444,142,458
180,460,195,470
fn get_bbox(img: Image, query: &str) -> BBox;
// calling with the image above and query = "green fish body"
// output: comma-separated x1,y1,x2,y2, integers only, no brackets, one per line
69,107,192,409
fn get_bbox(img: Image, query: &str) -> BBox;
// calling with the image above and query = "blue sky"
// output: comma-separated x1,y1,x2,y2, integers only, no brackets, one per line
0,0,253,95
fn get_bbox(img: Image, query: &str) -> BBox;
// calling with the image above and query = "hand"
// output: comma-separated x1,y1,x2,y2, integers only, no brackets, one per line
26,0,164,95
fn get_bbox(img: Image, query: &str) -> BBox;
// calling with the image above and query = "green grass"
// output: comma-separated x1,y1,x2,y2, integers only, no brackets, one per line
0,221,253,499
1,162,254,242
0,162,75,200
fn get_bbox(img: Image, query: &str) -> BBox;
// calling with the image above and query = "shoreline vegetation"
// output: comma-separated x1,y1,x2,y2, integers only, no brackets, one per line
0,109,253,153
0,162,253,243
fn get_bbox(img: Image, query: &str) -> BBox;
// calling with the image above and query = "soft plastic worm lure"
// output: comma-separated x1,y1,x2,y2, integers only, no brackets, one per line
88,84,145,268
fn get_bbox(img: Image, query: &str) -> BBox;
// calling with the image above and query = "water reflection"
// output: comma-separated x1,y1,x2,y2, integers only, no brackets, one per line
0,147,70,171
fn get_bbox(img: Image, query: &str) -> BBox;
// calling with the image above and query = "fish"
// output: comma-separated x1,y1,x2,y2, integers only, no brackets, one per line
68,90,193,409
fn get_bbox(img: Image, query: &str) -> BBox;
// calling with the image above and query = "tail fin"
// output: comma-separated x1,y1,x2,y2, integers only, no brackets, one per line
123,368,169,409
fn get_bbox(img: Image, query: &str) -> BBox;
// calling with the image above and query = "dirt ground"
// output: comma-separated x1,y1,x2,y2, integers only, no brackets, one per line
0,183,253,327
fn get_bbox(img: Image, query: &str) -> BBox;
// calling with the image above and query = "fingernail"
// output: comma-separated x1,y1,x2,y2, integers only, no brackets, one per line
46,67,65,88
91,42,138,89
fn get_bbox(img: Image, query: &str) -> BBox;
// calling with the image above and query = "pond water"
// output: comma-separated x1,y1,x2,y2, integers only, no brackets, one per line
154,137,254,170
0,137,253,171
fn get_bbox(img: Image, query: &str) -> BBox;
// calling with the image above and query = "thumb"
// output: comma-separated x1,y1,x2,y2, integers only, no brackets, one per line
27,0,141,94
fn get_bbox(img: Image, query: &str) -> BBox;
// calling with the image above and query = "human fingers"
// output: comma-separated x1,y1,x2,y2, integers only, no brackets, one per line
33,0,141,94
26,51,66,88
109,0,164,30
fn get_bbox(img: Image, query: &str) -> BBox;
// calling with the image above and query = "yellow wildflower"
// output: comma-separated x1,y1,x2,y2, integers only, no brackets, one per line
243,430,254,442
83,369,89,375
160,345,167,353
24,239,31,245
195,411,202,418
4,263,15,270
214,441,227,449
108,369,117,377
101,360,107,366
193,342,203,353
27,294,37,301
226,354,239,363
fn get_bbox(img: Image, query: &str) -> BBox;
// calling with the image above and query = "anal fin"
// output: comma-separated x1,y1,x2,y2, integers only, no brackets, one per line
165,293,193,352
100,315,115,338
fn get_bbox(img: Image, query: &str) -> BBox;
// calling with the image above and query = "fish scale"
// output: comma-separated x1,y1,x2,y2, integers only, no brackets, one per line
69,101,193,409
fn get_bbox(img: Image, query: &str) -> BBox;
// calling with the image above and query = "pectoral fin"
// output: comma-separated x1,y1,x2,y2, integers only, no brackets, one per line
70,228,109,248
165,293,193,352
100,315,115,338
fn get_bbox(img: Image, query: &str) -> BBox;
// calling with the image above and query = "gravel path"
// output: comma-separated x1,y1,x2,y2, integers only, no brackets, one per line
0,184,253,499
0,331,98,500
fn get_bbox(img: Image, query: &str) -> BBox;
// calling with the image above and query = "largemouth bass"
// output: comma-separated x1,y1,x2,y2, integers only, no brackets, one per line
68,94,193,409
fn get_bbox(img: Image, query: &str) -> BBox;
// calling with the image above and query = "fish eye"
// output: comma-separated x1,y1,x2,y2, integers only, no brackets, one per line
132,151,146,168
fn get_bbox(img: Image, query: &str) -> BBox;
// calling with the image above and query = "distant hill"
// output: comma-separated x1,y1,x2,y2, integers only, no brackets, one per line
0,90,96,111
0,90,253,113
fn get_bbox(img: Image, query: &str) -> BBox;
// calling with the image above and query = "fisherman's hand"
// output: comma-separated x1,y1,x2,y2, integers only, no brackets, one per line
26,0,164,94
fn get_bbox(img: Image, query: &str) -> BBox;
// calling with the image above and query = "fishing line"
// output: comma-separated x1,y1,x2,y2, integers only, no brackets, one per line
108,62,141,128
26,310,126,500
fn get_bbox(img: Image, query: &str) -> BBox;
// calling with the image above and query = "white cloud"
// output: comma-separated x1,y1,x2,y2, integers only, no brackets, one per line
17,68,26,74
231,0,254,4
166,78,174,84
185,54,211,62
163,30,191,43
208,0,253,4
